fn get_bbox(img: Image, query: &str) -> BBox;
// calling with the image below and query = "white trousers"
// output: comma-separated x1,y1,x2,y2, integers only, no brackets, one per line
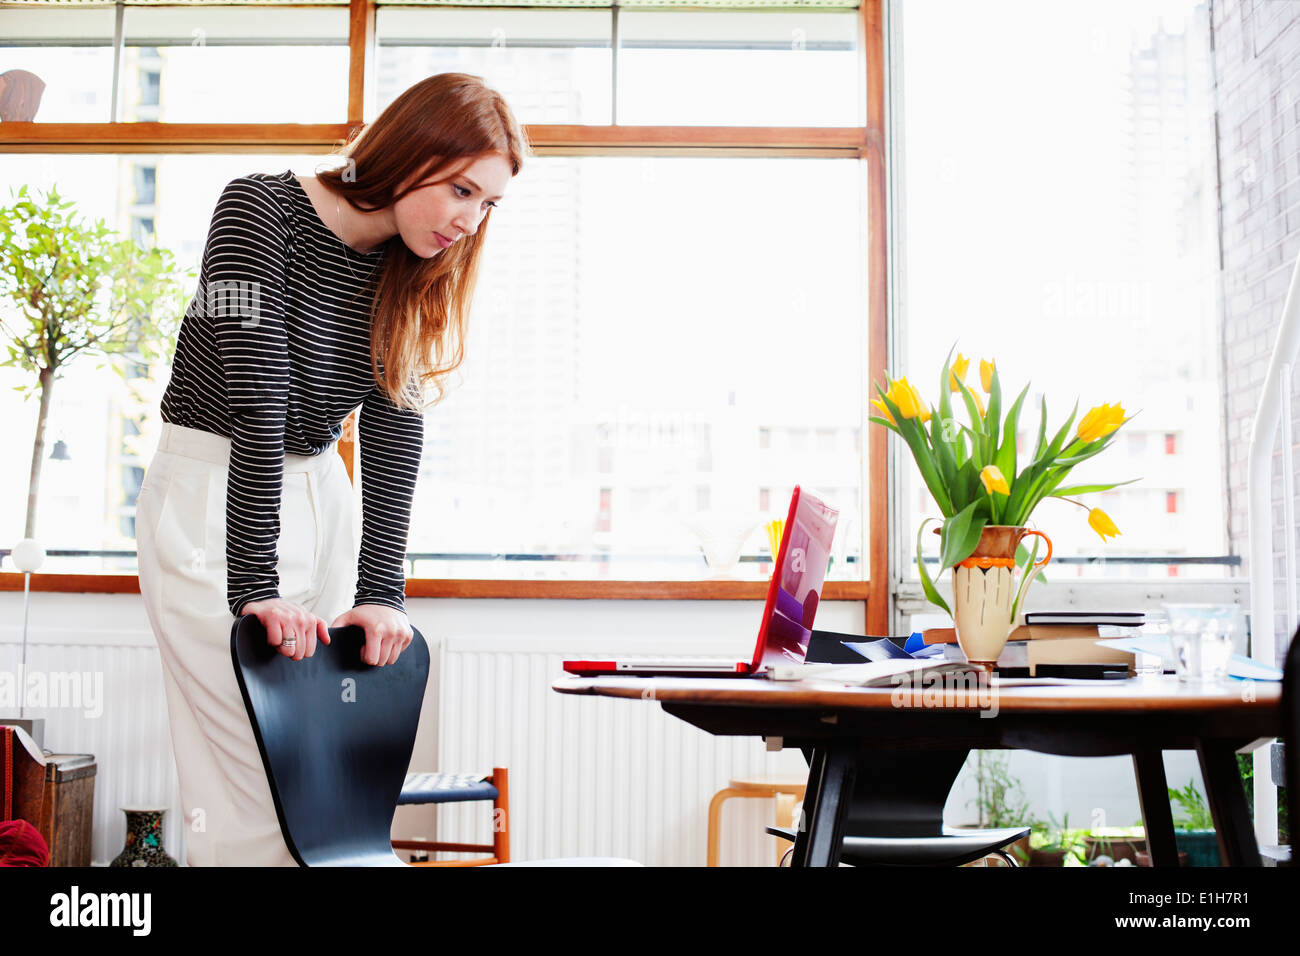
136,423,359,866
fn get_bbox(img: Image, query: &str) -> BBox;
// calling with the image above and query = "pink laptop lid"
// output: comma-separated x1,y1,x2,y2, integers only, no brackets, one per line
748,486,839,671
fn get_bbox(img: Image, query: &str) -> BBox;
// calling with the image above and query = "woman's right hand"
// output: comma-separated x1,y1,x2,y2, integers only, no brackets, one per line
240,598,331,662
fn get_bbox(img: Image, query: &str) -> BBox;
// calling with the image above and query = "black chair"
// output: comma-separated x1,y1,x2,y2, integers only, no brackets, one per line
767,629,1030,866
231,614,639,867
1283,628,1299,868
231,616,426,866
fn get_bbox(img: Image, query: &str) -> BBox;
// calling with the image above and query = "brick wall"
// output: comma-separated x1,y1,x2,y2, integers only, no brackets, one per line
1215,0,1300,665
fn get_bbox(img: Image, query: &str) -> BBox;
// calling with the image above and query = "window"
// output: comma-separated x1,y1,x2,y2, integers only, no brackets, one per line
0,153,326,570
899,0,1227,581
1,0,882,605
1,6,351,123
133,165,156,206
597,488,612,533
399,154,865,582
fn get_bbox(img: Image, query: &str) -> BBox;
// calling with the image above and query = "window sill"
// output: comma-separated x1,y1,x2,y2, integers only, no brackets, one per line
0,572,870,601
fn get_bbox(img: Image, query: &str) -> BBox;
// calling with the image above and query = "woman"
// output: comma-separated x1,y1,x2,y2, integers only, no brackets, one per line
135,73,528,866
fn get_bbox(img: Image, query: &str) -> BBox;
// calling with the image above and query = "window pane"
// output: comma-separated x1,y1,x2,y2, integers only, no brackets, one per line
0,9,117,122
407,155,867,581
0,153,324,574
899,0,1227,580
0,154,866,583
120,7,349,122
375,8,612,125
617,11,860,126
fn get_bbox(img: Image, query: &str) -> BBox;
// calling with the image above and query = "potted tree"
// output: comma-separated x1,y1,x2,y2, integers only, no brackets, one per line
0,182,189,542
0,183,188,741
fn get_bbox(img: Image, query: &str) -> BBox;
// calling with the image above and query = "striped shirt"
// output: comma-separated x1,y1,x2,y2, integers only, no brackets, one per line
159,170,424,618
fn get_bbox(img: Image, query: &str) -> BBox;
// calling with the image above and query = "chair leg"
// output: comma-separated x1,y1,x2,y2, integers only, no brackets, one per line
774,792,797,867
707,789,746,867
492,767,510,865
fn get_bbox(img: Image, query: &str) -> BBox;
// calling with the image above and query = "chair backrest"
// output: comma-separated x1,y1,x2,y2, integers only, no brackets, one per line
230,615,430,866
1284,627,1300,866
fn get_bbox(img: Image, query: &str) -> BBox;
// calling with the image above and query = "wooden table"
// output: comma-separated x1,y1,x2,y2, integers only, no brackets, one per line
551,674,1282,867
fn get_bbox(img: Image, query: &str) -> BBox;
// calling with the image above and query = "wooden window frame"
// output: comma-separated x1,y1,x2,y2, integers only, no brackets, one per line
0,0,889,629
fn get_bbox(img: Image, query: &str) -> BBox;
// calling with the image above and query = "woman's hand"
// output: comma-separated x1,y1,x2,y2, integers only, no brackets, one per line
241,597,331,662
331,604,413,667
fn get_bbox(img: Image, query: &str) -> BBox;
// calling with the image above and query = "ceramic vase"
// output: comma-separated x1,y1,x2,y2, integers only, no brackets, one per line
951,525,1052,672
110,808,179,867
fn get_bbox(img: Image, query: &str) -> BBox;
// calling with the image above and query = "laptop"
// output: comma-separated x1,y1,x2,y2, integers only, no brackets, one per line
562,486,839,677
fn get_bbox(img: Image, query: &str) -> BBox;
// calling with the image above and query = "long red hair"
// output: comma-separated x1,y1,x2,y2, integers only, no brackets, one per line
316,73,529,412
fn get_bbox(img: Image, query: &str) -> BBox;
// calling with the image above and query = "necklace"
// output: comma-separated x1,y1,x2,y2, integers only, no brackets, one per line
336,192,381,284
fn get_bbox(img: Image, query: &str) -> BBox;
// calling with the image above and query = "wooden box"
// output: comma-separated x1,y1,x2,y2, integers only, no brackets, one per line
40,754,96,867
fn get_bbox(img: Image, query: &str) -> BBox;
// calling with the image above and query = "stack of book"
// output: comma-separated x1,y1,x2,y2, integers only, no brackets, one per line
922,611,1145,677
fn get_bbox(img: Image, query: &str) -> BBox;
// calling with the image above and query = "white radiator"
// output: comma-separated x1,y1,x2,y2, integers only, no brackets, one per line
2,602,820,868
0,629,182,867
433,635,810,867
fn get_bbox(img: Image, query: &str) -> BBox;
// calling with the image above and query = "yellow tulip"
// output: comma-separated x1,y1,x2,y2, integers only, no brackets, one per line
980,358,995,393
1088,507,1121,541
871,397,895,426
1077,403,1126,443
890,377,931,423
980,465,1010,496
949,354,970,393
972,389,985,419
906,379,933,424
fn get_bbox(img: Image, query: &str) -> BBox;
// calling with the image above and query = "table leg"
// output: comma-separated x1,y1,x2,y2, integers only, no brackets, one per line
1196,739,1260,867
791,743,855,868
1132,750,1179,867
790,749,824,868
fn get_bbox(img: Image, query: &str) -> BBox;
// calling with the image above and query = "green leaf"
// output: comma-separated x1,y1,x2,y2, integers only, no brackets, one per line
916,517,951,617
985,362,1002,456
929,410,959,496
1013,540,1047,587
1009,535,1043,625
1041,399,1080,465
994,382,1030,500
937,342,958,429
953,377,989,465
1032,396,1048,462
939,499,987,571
876,382,954,515
1048,477,1142,496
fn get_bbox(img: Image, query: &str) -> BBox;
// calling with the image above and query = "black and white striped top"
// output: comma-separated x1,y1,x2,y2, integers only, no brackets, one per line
159,170,424,618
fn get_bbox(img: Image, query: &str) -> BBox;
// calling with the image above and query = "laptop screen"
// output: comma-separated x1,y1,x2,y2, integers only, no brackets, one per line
750,486,839,670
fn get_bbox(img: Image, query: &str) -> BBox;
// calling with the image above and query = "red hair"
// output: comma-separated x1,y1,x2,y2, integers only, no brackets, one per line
317,73,529,411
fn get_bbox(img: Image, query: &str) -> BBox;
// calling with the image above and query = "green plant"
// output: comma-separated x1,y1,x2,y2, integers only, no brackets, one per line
1236,752,1288,844
968,751,1031,828
0,183,191,538
1168,779,1214,830
868,343,1140,616
1084,824,1145,863
1017,812,1088,865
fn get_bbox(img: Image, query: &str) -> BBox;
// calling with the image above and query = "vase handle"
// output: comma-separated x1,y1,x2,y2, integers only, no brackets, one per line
1022,529,1052,569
